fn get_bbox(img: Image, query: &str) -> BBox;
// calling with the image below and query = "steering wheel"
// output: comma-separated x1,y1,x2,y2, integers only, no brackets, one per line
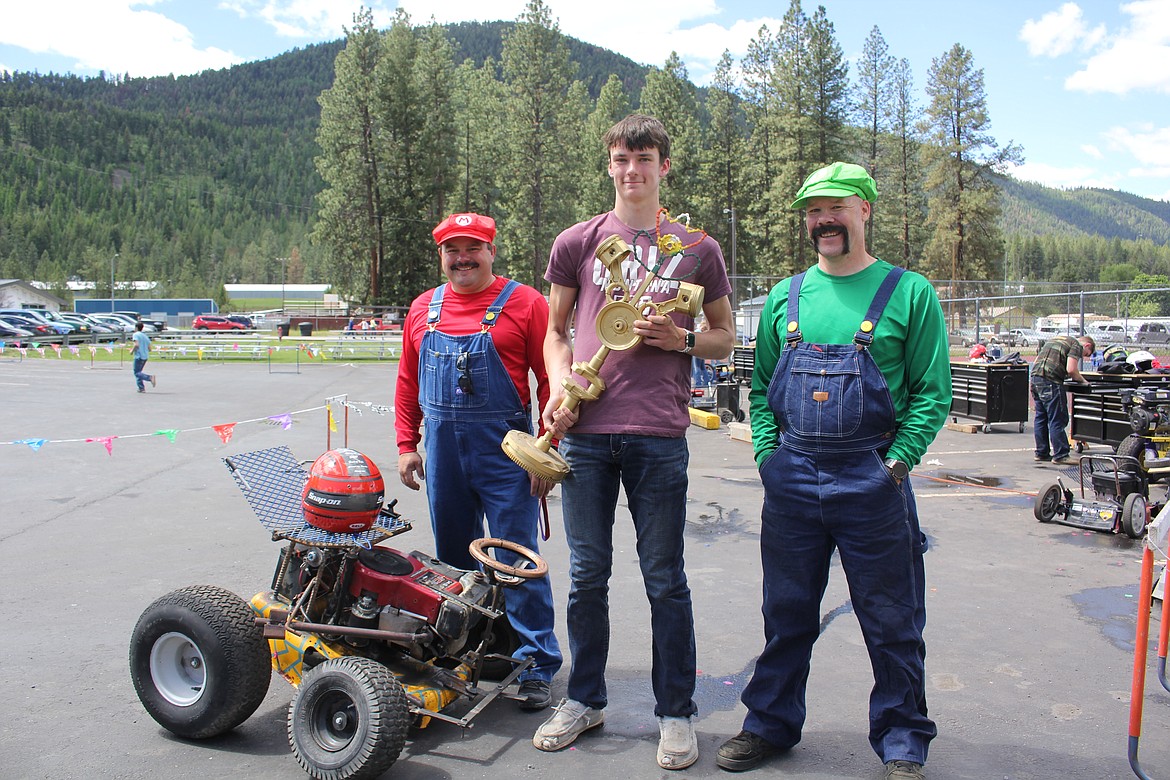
468,538,548,585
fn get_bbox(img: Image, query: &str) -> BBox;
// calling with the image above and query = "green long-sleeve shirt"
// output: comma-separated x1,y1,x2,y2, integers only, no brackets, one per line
749,260,952,468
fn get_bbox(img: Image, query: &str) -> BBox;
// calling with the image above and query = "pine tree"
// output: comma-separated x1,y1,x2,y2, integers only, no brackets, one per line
853,26,893,252
702,50,747,303
639,52,704,219
920,43,1022,284
499,0,578,288
888,57,927,270
805,6,850,167
312,8,385,304
740,25,780,276
770,0,815,274
581,74,630,219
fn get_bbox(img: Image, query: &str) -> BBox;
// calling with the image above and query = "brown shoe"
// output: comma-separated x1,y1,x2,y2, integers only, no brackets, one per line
885,760,925,779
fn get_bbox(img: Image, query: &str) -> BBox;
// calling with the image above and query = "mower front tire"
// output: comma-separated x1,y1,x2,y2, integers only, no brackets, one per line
1034,481,1065,523
289,656,410,780
1122,493,1149,539
129,585,271,739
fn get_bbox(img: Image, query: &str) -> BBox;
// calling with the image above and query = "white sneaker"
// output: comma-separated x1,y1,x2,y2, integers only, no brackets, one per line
657,715,698,770
532,698,604,751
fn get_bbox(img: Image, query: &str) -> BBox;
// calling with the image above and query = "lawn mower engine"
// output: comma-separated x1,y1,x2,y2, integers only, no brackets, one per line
1123,386,1170,437
266,542,500,664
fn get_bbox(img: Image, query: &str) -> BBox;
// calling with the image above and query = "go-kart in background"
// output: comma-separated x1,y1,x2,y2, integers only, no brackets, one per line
0,357,1165,779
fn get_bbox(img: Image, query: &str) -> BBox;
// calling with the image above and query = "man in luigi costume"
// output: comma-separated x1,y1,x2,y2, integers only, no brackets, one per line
716,163,951,780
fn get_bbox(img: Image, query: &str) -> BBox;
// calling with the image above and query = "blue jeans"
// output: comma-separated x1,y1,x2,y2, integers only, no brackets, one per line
559,433,697,718
743,444,934,764
133,357,153,391
1030,376,1069,460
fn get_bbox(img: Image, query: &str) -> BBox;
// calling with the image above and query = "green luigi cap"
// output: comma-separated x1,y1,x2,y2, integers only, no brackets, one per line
790,162,879,209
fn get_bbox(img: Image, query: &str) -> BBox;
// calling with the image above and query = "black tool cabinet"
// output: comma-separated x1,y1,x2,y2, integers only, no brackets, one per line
949,361,1030,433
1070,373,1170,448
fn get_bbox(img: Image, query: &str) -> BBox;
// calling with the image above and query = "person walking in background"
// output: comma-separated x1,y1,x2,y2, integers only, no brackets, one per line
533,114,734,770
394,212,561,712
132,321,156,393
717,162,950,780
1029,333,1094,465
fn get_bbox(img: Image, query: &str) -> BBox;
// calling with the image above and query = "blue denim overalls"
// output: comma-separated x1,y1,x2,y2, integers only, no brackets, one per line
419,280,562,681
740,266,936,765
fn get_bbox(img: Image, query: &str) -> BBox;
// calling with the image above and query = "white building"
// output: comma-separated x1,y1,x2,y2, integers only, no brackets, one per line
0,280,67,311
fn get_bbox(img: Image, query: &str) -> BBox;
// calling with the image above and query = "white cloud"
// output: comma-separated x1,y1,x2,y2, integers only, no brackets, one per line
232,0,398,40
1104,123,1170,166
1007,160,1117,190
1080,144,1104,159
0,0,240,76
1064,0,1170,94
397,0,778,83
1019,2,1102,57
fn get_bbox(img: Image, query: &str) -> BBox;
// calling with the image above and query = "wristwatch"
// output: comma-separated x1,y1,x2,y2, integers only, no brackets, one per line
884,458,909,484
678,330,696,354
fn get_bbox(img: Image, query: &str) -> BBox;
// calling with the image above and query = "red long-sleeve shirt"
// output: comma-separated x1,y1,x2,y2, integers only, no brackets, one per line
395,276,550,454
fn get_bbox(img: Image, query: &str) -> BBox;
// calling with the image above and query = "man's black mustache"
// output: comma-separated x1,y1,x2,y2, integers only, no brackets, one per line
810,224,844,240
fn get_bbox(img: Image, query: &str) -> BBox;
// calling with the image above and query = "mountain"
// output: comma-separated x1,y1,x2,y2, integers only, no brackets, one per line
999,177,1170,244
0,19,1167,302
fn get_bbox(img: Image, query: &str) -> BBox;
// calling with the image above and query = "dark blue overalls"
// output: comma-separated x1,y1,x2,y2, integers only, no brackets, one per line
740,267,935,765
419,281,562,682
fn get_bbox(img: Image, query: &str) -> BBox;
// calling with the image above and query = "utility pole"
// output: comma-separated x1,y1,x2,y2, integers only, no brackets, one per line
279,257,289,314
723,207,738,310
110,253,119,312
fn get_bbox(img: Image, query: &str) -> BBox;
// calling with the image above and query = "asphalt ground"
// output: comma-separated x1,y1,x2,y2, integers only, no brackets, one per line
1,355,1167,780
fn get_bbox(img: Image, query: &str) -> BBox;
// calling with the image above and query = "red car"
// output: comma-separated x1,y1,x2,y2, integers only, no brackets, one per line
192,315,246,331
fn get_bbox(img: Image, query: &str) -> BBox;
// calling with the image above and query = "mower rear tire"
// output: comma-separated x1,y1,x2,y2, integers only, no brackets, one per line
1122,493,1149,539
1034,482,1065,523
289,656,409,780
129,585,271,739
1116,434,1153,483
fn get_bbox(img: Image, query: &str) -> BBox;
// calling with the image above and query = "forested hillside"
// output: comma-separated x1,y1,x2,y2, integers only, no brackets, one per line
1,7,1167,309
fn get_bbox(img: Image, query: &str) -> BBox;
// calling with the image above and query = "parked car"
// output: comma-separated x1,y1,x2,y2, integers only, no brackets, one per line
115,311,167,331
0,321,35,342
61,313,119,341
192,314,246,331
0,310,70,336
0,308,73,335
1008,328,1048,348
89,313,139,333
46,312,92,337
224,315,255,330
1135,322,1170,345
0,313,60,339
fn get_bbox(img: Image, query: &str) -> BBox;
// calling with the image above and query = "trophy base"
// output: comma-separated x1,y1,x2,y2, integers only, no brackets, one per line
501,430,570,482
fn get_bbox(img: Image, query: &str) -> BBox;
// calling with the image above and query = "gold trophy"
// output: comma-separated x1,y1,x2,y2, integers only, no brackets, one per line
502,214,706,482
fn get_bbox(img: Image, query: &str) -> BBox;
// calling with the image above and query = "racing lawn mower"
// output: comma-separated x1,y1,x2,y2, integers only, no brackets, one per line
129,446,546,780
1033,385,1170,539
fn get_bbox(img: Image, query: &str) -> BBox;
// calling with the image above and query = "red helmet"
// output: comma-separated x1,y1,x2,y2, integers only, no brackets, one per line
301,449,385,533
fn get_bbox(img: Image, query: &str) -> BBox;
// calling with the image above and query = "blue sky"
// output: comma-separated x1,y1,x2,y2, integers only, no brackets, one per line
2,0,1169,202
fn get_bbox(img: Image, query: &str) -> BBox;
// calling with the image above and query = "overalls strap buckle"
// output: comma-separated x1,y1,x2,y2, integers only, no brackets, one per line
852,266,906,348
480,279,521,332
784,272,806,346
426,283,448,332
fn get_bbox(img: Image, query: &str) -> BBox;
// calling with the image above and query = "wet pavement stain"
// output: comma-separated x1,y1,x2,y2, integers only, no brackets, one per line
1070,585,1141,652
935,471,1004,488
1051,526,1143,552
687,502,751,538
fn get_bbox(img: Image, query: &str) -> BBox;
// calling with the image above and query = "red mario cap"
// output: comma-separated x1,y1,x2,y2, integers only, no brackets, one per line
433,213,496,245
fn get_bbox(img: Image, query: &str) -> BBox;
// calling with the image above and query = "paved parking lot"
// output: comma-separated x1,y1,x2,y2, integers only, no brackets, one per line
1,357,1167,779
